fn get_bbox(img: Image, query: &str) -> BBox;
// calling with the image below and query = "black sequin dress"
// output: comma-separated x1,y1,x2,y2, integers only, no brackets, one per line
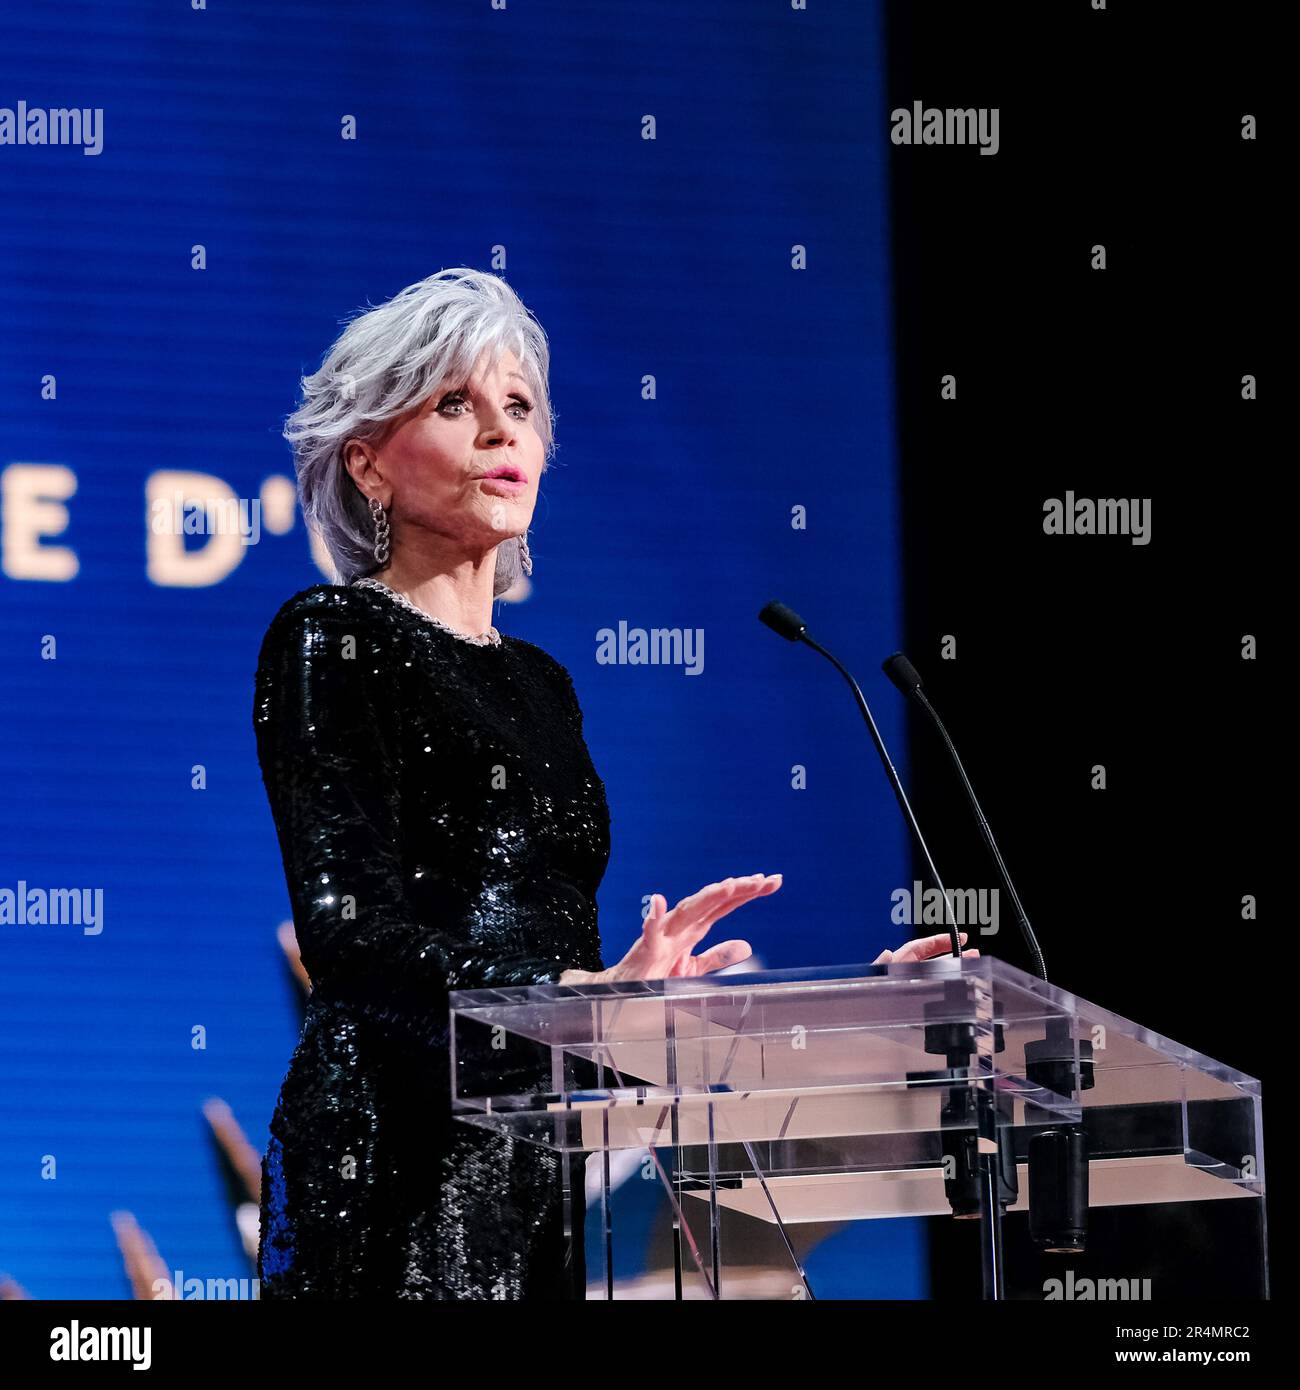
252,583,609,1299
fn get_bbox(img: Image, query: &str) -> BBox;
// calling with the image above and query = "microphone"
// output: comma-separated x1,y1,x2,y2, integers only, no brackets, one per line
759,600,962,959
882,652,1047,980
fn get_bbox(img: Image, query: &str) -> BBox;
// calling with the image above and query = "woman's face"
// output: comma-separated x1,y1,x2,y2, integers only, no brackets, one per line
355,348,545,556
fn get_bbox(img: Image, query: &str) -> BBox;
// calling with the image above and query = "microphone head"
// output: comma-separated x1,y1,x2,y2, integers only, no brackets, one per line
882,651,924,695
758,600,808,642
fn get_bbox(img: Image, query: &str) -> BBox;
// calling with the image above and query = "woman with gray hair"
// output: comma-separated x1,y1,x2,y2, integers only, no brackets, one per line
251,267,788,1300
253,267,966,1299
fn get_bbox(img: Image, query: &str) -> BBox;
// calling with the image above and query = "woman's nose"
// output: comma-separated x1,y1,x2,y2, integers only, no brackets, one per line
478,411,517,447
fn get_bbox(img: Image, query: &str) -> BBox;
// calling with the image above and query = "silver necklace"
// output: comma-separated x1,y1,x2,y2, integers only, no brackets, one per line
351,577,502,647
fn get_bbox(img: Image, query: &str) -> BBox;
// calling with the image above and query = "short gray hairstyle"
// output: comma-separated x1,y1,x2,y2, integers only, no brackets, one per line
283,267,556,594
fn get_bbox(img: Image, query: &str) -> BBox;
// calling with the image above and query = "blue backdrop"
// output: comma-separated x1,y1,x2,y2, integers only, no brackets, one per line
0,0,911,1298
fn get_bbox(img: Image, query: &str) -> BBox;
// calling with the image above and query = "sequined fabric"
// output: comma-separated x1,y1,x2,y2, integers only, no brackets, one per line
252,583,609,1299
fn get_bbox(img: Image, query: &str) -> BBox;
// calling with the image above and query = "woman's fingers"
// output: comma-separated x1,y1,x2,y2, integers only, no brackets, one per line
662,877,744,934
876,939,980,965
891,931,969,962
680,938,752,976
664,874,780,943
679,873,780,916
639,893,668,936
636,885,983,980
631,876,778,976
642,878,744,947
678,879,773,941
919,930,966,957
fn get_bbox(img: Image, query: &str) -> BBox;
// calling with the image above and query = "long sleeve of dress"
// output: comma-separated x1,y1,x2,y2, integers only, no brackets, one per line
253,588,608,1051
254,583,609,1300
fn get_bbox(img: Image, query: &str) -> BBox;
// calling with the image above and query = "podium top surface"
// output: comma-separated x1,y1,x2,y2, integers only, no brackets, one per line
449,954,1260,1097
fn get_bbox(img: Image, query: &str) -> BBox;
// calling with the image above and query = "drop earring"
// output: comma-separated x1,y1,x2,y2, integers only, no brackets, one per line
370,495,390,566
517,529,533,576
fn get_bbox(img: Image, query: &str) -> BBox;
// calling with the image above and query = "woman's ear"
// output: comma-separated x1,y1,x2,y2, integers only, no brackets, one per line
343,441,390,507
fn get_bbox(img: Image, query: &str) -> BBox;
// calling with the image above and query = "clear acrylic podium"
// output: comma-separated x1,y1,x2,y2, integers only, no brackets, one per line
448,957,1267,1300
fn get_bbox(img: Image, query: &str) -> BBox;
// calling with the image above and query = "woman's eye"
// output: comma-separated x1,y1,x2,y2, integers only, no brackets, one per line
438,394,534,419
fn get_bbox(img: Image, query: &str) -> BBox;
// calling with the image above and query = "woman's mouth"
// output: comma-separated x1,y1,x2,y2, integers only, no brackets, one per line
478,464,527,494
478,474,527,495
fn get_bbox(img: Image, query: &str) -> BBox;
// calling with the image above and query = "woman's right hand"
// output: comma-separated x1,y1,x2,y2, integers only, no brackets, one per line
558,873,781,985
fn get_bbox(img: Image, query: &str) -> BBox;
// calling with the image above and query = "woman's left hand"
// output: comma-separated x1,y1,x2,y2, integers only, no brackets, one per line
873,931,980,964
